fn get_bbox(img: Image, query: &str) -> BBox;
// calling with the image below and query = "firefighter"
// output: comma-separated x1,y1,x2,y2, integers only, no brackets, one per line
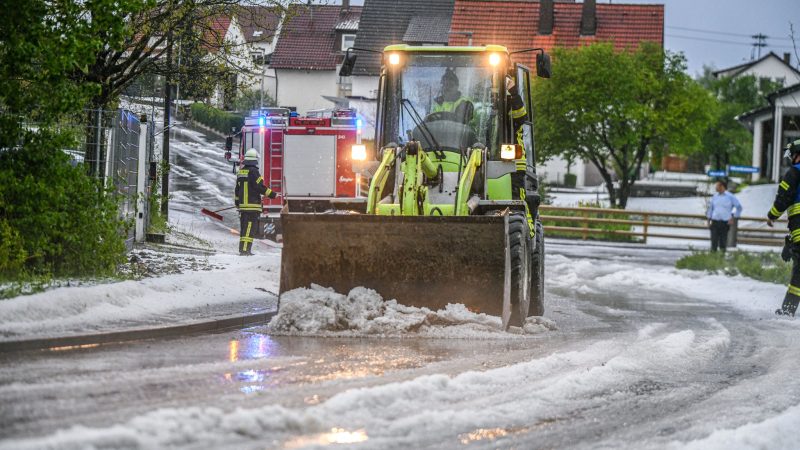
234,148,277,255
507,77,536,237
768,138,800,316
431,68,474,124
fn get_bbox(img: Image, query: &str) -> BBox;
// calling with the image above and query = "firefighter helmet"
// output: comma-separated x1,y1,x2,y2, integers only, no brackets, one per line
785,139,800,160
244,148,258,161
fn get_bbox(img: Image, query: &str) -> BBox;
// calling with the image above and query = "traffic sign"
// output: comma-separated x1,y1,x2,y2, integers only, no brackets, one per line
707,170,726,177
728,165,759,174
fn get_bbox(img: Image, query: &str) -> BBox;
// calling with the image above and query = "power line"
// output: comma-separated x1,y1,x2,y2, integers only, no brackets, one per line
666,25,793,41
665,33,796,50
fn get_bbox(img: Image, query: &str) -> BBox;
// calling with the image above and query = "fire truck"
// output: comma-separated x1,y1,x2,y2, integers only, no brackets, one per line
229,107,366,241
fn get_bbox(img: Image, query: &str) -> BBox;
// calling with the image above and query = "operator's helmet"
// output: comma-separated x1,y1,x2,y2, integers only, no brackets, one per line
441,68,459,91
244,148,258,161
785,138,800,160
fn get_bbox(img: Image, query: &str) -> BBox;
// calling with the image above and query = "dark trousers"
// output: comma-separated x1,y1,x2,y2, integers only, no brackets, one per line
709,220,730,252
239,211,259,254
781,245,800,315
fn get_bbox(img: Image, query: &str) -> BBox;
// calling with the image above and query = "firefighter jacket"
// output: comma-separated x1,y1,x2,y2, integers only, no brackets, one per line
235,161,270,212
768,163,800,243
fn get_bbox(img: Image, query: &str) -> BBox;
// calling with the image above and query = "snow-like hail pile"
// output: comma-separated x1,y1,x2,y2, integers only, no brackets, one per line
266,285,556,338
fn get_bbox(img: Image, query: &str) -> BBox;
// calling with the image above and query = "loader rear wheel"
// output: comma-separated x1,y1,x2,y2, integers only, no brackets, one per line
529,220,545,317
507,213,531,328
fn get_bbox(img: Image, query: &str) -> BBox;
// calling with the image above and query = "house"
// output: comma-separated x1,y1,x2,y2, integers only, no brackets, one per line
204,15,261,109
448,0,664,187
237,6,283,105
738,82,800,182
714,52,800,87
348,0,456,136
345,0,663,187
268,2,362,114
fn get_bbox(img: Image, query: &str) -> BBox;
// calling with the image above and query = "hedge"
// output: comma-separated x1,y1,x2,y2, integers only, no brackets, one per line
190,103,244,135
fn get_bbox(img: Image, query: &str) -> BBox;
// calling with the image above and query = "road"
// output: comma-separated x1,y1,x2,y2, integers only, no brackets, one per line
2,241,799,449
2,119,798,449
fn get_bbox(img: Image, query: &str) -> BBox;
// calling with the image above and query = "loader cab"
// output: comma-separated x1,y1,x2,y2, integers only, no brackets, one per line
377,46,508,160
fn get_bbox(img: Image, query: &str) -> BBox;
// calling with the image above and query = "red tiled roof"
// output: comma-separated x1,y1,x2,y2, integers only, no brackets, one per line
205,15,232,54
270,5,363,70
449,1,663,67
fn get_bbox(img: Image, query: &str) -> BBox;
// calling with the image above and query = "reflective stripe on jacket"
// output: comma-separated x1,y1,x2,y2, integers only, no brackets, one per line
235,161,270,212
769,163,800,242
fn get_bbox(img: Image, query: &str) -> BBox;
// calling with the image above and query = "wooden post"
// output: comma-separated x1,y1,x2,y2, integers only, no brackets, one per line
643,213,649,244
582,211,589,240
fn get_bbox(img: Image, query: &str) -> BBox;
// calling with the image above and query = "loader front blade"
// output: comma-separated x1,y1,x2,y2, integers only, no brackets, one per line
279,212,512,329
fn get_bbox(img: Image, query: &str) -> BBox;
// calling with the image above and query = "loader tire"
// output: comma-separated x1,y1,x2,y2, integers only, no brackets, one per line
507,213,531,328
529,220,545,317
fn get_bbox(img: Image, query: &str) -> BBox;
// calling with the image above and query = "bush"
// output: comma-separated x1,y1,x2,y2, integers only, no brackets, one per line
0,129,126,280
190,102,244,135
676,249,791,284
542,201,639,242
563,173,577,188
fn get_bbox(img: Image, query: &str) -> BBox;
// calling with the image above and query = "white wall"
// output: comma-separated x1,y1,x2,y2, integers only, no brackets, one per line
540,156,589,187
276,69,339,114
737,56,800,87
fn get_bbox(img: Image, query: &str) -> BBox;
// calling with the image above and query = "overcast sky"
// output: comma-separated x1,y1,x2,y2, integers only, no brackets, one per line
341,0,799,76
631,0,799,76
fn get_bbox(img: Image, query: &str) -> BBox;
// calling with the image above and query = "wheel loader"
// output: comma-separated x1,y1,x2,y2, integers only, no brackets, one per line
278,44,551,329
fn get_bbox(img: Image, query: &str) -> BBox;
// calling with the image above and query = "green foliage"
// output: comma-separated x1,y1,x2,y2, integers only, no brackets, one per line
542,201,638,242
190,103,244,134
563,173,577,188
532,43,715,208
696,69,784,168
676,249,791,284
0,130,126,279
231,88,276,113
0,220,26,275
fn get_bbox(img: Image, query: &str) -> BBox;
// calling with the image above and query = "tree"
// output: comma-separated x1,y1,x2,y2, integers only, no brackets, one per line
0,0,136,278
696,68,783,169
533,43,715,208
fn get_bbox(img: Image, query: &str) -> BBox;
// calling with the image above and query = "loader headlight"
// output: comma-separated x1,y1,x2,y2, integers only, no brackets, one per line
388,53,401,65
489,52,501,66
501,144,522,160
352,144,367,161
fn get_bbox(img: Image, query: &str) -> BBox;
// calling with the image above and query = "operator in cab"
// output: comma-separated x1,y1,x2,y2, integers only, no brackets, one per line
431,69,474,125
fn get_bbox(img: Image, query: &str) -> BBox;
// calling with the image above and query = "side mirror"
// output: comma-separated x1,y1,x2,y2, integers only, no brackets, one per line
536,53,552,78
339,51,357,77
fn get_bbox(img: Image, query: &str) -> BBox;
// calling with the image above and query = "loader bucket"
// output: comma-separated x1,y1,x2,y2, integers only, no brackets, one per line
279,212,513,328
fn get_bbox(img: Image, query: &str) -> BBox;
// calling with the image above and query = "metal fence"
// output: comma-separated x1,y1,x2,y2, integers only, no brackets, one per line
72,109,155,249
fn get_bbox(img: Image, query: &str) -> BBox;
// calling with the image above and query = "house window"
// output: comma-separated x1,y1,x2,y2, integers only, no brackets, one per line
251,52,266,65
342,34,355,51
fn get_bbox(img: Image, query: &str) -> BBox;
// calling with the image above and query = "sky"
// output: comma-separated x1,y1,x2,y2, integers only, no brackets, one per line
340,0,799,77
630,0,799,76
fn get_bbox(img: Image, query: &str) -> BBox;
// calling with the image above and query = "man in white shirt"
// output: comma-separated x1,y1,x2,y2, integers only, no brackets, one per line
706,179,742,253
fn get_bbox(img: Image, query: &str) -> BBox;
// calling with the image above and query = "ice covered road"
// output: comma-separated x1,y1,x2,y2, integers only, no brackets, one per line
2,243,800,449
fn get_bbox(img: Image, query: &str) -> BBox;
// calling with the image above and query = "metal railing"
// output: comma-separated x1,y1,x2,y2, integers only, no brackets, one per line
540,205,786,247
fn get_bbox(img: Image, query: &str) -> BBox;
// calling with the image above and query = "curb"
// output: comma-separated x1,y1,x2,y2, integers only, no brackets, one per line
0,311,276,354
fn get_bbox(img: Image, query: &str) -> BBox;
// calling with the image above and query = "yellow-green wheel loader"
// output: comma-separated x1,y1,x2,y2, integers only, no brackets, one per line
279,45,551,329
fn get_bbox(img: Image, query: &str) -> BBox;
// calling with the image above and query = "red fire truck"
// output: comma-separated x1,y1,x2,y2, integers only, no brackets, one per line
232,107,366,240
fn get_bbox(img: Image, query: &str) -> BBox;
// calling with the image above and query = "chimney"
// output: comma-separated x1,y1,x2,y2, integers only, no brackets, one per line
784,52,792,65
539,0,554,35
342,0,350,11
580,0,596,36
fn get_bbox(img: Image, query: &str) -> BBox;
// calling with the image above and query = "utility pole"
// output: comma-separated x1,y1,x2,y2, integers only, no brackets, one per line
161,31,173,219
751,33,768,59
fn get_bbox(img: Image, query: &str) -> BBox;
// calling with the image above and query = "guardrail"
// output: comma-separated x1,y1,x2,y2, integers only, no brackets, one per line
539,205,786,246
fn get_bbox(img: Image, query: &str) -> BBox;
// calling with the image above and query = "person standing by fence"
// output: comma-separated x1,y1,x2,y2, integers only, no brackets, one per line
706,179,742,253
